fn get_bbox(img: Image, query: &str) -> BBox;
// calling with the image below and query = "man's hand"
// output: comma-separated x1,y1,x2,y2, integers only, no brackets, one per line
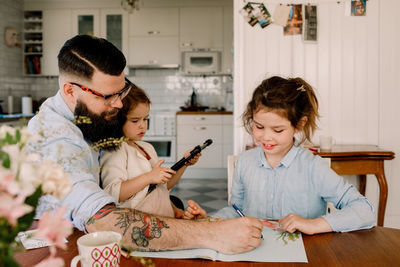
278,213,332,235
211,217,263,254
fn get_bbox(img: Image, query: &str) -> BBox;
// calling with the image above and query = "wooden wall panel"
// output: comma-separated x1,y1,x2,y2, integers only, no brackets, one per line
234,0,399,228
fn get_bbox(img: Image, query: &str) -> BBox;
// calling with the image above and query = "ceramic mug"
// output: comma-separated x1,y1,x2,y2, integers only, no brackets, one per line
319,135,335,151
71,231,121,267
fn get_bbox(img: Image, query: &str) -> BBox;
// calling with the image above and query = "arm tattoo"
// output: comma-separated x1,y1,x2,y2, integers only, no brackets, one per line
114,210,169,248
86,204,115,225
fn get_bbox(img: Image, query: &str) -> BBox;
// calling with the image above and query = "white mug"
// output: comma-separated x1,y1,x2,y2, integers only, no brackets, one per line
319,135,335,151
71,231,121,267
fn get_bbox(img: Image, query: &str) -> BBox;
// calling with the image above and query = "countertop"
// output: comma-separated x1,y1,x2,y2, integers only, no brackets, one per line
176,111,233,115
0,114,34,124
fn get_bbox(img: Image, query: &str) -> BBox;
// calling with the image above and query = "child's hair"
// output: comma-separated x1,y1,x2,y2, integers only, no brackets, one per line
118,84,151,124
242,76,319,144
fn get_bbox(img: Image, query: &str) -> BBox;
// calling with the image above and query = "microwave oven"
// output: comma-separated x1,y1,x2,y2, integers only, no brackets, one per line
142,135,176,164
182,51,221,74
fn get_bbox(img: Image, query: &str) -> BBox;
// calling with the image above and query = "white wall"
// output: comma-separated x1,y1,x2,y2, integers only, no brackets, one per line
234,0,400,228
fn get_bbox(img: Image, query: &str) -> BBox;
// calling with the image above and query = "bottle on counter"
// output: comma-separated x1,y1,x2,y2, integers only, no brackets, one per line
190,87,197,107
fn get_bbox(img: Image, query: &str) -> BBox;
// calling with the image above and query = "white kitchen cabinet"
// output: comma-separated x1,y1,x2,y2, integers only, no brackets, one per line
128,36,179,66
129,8,178,37
42,9,72,76
72,9,100,37
177,114,232,169
41,8,127,76
128,7,179,67
100,8,128,57
72,9,127,55
179,7,223,50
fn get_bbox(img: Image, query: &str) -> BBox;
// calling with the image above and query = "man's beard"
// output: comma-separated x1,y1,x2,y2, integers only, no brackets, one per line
74,100,123,150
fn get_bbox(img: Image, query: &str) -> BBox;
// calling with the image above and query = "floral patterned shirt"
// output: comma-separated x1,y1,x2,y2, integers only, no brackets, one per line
28,91,115,232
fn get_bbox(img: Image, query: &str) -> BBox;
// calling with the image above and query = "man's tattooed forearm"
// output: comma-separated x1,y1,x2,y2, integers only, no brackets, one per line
114,210,169,248
86,204,116,225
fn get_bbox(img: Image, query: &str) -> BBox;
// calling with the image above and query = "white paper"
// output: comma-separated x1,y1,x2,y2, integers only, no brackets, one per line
273,5,292,26
16,229,67,250
131,227,308,262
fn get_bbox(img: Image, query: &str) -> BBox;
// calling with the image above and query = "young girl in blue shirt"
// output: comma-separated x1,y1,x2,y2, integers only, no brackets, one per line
186,76,376,234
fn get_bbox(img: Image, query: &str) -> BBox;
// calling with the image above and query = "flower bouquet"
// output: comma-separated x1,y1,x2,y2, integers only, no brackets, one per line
0,125,73,267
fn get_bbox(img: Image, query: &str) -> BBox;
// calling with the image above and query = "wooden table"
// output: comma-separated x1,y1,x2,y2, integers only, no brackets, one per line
316,145,395,226
14,227,400,266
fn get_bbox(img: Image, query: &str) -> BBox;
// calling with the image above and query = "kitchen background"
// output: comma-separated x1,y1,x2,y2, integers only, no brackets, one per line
1,0,399,228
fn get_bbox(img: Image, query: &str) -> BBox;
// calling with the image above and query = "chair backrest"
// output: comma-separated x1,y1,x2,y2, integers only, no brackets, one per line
227,155,239,204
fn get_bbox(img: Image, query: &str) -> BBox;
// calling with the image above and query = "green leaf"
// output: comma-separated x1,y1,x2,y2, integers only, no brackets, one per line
17,187,42,232
5,133,14,144
0,152,10,169
15,129,21,143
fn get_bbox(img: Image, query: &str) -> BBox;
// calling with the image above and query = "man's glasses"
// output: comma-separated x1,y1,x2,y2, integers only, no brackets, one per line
70,77,134,105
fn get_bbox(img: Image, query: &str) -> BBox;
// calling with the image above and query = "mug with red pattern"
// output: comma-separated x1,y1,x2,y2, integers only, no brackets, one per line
71,231,121,267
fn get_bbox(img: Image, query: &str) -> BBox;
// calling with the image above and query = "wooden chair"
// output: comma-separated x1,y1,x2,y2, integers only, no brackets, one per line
227,155,238,204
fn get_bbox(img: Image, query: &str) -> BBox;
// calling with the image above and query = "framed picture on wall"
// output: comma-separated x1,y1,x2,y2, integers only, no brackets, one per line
351,0,366,16
284,4,303,36
303,5,317,42
239,3,258,26
253,3,273,28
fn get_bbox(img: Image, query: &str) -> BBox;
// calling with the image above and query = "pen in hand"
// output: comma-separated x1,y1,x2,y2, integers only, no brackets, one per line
231,203,264,240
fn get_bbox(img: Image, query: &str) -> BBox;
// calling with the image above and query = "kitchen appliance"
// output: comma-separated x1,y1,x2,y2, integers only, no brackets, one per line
142,111,176,164
182,51,221,74
141,135,176,164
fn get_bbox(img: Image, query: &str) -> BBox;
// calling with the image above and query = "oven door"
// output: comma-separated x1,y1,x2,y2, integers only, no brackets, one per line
141,136,176,164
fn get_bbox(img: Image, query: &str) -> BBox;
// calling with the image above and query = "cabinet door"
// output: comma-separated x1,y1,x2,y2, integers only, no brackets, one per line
100,9,128,57
128,36,179,66
42,9,72,76
129,8,178,37
177,125,222,144
180,7,223,50
72,9,100,36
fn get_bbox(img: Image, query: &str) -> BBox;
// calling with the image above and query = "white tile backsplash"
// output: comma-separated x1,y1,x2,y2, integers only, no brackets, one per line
128,69,232,112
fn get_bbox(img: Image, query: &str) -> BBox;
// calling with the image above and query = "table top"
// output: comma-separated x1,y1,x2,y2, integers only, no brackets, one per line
14,226,400,267
315,144,395,159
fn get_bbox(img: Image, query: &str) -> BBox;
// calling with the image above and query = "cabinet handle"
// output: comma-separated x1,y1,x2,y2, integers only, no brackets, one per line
194,117,206,121
181,42,192,47
194,126,207,131
149,59,158,64
148,30,160,35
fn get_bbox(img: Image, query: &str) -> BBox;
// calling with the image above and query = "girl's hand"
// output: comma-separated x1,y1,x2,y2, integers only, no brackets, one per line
148,159,176,184
183,200,207,220
171,202,184,219
278,213,332,235
184,148,201,166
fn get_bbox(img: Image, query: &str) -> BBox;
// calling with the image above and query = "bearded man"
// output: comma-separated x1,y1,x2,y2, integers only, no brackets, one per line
28,35,263,254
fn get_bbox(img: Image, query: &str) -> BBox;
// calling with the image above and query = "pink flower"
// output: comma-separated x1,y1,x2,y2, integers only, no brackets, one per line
0,173,19,195
0,192,33,226
34,206,72,249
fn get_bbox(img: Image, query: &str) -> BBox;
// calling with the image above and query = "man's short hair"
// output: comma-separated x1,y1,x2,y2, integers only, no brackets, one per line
58,35,126,80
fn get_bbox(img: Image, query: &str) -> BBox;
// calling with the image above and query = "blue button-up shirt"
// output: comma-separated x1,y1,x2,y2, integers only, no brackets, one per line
212,145,376,232
28,91,115,231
